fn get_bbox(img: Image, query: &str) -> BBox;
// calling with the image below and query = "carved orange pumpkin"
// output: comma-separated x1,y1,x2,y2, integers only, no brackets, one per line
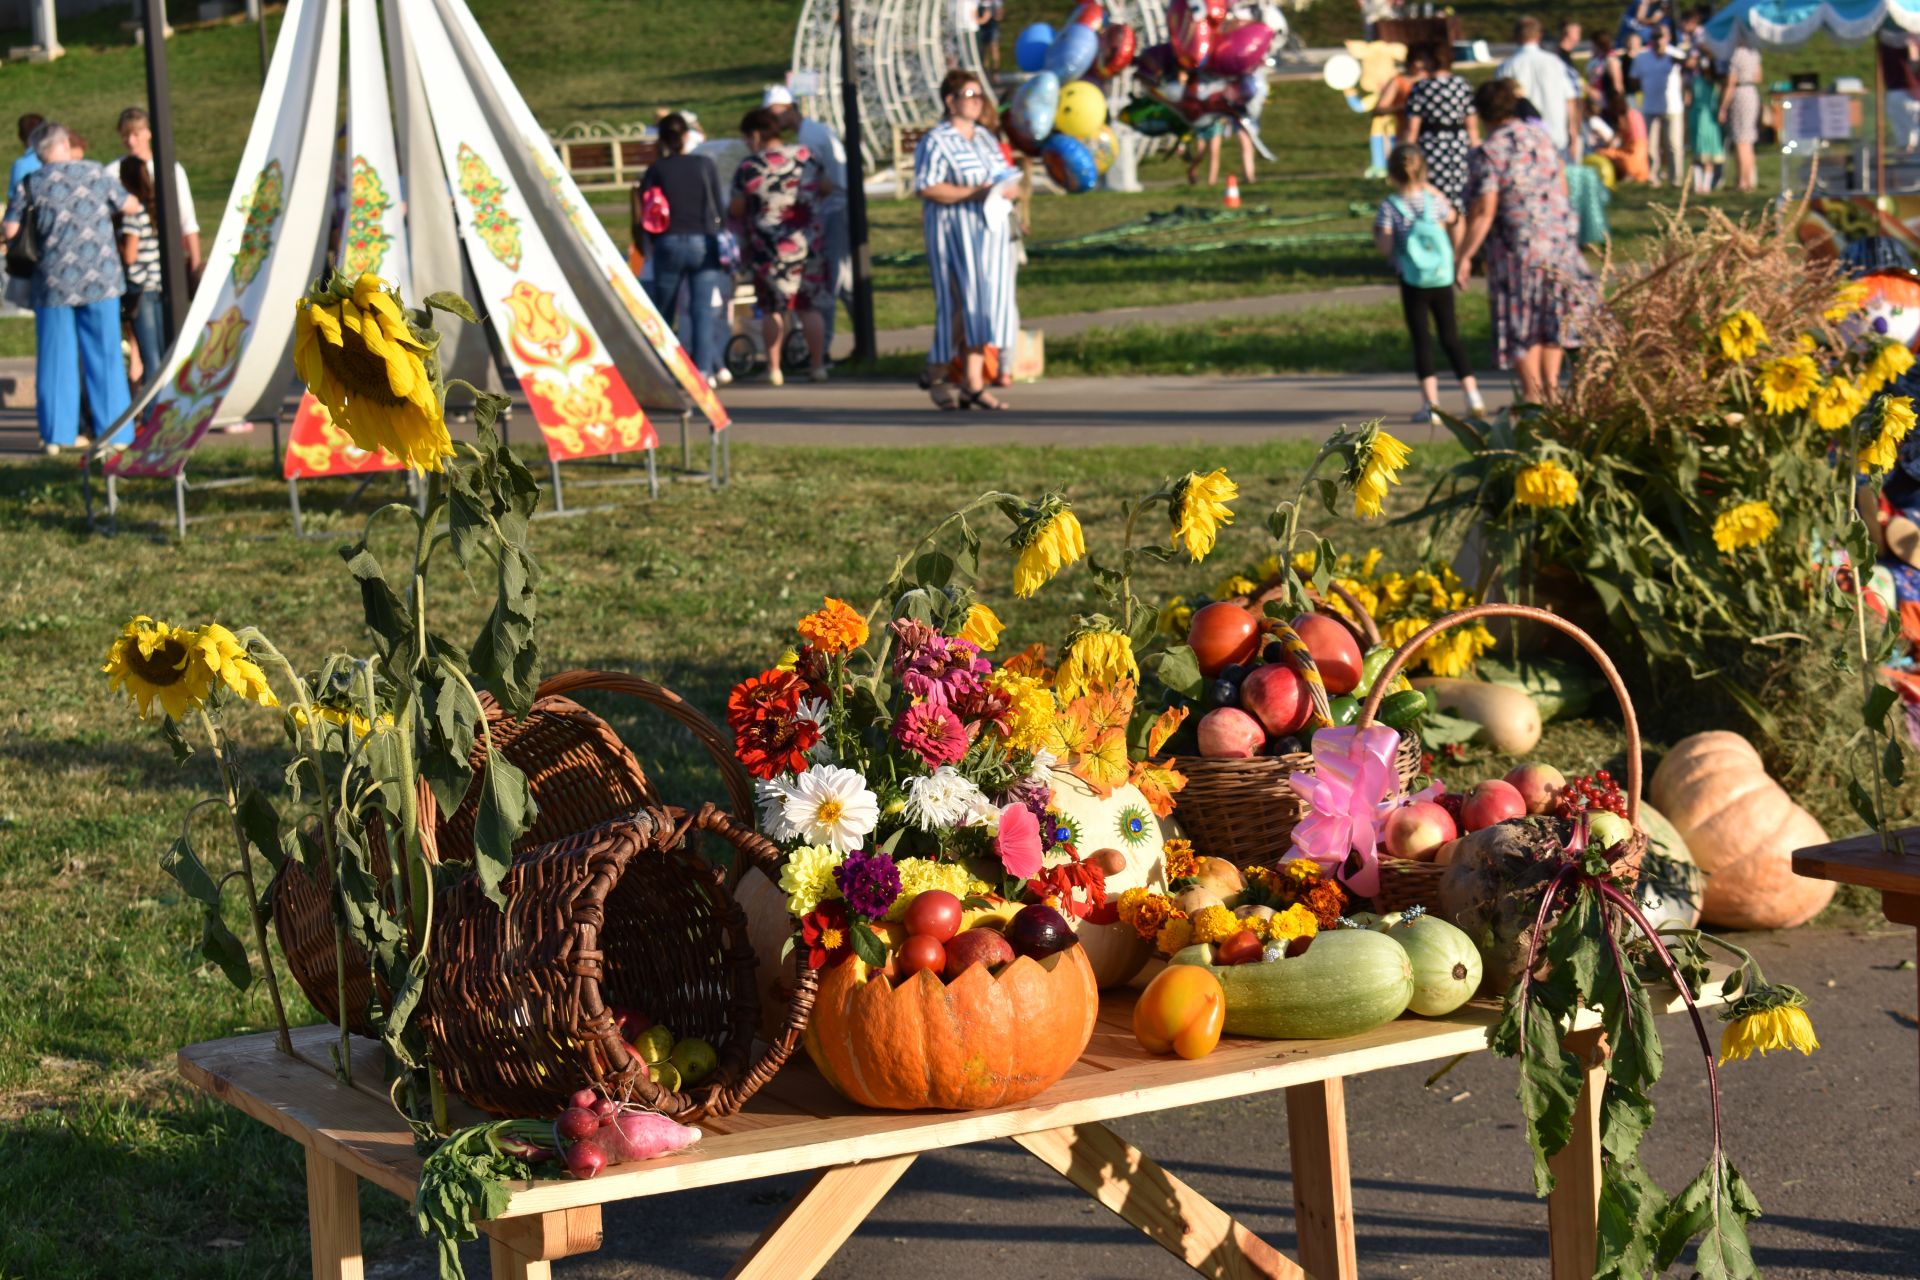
803,945,1099,1110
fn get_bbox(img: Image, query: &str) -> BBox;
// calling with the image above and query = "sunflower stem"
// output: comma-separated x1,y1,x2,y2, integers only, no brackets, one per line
196,708,294,1056
1843,417,1894,851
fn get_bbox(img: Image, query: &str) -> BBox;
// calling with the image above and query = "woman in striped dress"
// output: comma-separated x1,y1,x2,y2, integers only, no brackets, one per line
915,70,1019,410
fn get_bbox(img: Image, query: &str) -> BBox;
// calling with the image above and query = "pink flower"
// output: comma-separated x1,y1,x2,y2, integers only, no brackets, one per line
996,802,1043,881
1286,726,1405,897
892,702,969,767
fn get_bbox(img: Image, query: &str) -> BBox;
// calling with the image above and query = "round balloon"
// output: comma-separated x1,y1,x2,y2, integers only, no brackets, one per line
1134,41,1178,86
1068,0,1105,27
1046,21,1099,80
1088,124,1120,173
1321,51,1361,91
1005,70,1061,155
1208,21,1273,76
1014,22,1055,73
1094,21,1137,77
1043,133,1099,193
1181,74,1248,119
1054,79,1109,140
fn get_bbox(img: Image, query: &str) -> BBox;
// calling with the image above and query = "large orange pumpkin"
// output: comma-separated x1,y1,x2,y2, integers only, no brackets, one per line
803,945,1099,1110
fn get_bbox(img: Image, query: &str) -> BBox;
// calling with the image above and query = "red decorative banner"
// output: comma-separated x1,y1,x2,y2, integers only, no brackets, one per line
282,392,404,479
500,281,660,459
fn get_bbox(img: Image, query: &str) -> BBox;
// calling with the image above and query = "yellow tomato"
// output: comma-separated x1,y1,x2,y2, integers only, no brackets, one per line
1133,964,1226,1059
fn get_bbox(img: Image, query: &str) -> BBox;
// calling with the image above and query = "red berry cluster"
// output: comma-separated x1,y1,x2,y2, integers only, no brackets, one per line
1553,770,1629,820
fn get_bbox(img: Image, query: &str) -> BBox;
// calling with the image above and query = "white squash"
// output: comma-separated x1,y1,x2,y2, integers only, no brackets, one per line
1047,768,1167,987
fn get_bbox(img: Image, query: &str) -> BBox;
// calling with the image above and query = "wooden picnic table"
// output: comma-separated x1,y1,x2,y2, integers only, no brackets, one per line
179,979,1722,1280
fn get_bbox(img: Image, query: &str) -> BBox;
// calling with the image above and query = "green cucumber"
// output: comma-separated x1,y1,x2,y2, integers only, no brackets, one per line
1377,689,1429,730
1355,647,1395,696
1368,913,1483,1015
1169,929,1413,1039
1327,694,1360,726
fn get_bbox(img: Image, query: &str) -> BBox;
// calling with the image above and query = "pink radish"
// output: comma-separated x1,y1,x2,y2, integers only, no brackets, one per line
606,1110,703,1162
563,1136,609,1180
567,1088,599,1111
554,1107,599,1142
591,1097,617,1121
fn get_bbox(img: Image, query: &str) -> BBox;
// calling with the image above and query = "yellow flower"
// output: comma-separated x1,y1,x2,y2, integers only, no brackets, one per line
291,703,389,737
102,616,214,721
1162,837,1198,882
1213,573,1258,599
1711,501,1780,553
1169,468,1238,562
1268,903,1320,942
778,844,844,917
1717,309,1767,361
1154,916,1194,956
294,273,453,472
1757,354,1819,415
1812,375,1864,431
1010,497,1086,598
1824,280,1869,321
1864,341,1917,395
1514,460,1579,508
1054,626,1139,701
796,597,869,655
1291,548,1316,574
1718,985,1818,1064
1349,428,1412,519
1861,395,1918,473
1157,595,1194,639
989,668,1055,752
1419,622,1496,678
958,603,1005,651
192,624,279,709
1189,904,1240,945
1255,553,1283,579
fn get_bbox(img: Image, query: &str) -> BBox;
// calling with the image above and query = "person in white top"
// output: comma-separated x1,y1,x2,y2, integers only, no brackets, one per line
1497,16,1579,155
763,85,851,354
1628,27,1685,187
115,107,201,289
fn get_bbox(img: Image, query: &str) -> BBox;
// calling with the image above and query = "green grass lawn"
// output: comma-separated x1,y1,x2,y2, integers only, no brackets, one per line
0,437,1895,1276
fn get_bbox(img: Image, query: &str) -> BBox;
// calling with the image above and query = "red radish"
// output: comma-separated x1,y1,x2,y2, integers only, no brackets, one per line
901,890,964,943
1461,779,1527,832
568,1088,599,1111
897,934,947,978
591,1096,617,1120
607,1109,703,1161
555,1107,600,1142
1289,614,1365,695
564,1136,610,1179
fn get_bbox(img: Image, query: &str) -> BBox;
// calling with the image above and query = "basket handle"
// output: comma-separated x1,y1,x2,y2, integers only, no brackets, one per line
1270,619,1335,731
533,670,755,827
1355,604,1641,825
1243,574,1384,649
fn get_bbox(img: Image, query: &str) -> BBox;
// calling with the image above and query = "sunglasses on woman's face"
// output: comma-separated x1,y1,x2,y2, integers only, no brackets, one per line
955,88,984,100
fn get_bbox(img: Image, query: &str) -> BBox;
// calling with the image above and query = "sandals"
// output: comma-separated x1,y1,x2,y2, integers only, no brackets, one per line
959,386,1011,412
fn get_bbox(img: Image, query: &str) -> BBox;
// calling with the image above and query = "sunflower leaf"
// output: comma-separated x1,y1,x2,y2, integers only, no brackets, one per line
162,836,220,907
342,544,414,658
201,911,253,991
423,291,480,324
473,751,534,909
161,716,194,763
236,786,285,873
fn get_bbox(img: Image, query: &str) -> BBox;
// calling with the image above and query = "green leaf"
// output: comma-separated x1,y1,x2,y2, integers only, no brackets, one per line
911,549,955,589
473,752,535,909
200,911,252,990
1599,1082,1655,1164
1655,1154,1760,1278
1515,997,1582,1196
423,290,480,323
1594,1157,1666,1280
423,676,480,817
849,919,887,967
161,716,194,763
161,836,220,906
1149,645,1204,699
1315,477,1340,517
1884,737,1907,789
383,964,427,1068
236,786,285,873
1847,777,1881,830
1542,883,1604,1005
1865,683,1899,732
955,519,982,583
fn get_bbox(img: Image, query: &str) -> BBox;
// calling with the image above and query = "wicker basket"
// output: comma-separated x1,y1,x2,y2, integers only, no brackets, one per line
1171,613,1423,867
1360,604,1649,913
419,803,810,1123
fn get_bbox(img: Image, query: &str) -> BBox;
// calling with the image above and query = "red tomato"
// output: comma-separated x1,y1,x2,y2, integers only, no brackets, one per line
1289,613,1365,695
1187,601,1261,677
897,934,946,979
1215,929,1264,965
901,889,964,943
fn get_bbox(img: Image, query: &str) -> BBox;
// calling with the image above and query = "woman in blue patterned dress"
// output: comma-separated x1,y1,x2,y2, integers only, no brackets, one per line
1455,78,1596,403
914,70,1020,410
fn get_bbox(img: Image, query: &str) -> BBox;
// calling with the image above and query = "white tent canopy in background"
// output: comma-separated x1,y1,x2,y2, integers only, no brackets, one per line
1702,0,1920,54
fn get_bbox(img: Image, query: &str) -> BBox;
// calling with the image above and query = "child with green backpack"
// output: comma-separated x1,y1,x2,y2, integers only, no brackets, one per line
1373,144,1486,425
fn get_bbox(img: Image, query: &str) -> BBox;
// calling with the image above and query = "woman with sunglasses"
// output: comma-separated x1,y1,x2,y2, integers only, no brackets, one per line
913,71,1020,410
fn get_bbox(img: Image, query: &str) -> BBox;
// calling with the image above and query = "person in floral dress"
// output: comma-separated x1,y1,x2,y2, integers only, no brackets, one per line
729,106,833,384
1455,78,1596,403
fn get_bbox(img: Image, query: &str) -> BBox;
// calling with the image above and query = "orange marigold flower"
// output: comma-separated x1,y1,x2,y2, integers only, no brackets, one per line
1116,888,1174,940
795,598,870,655
1302,880,1348,930
1162,838,1198,882
1155,916,1194,957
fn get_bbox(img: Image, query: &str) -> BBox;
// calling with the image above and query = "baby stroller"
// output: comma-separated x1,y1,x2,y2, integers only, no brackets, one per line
722,277,814,380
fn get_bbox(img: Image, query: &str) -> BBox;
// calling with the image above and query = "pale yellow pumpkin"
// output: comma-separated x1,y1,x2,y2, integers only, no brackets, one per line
1046,768,1167,987
1648,732,1833,930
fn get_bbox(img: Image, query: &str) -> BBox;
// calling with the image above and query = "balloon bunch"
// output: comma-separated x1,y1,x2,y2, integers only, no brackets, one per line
1006,3,1137,194
1120,0,1276,154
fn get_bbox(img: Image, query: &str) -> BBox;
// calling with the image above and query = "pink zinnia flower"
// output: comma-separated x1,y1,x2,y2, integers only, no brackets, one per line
892,702,969,767
996,802,1043,881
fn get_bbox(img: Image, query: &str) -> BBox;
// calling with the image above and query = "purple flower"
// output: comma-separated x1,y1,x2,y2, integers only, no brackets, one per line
892,701,970,767
889,618,989,709
833,849,902,920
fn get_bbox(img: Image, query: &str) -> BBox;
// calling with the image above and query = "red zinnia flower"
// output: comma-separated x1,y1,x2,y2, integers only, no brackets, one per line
728,669,804,732
800,900,853,971
734,715,820,780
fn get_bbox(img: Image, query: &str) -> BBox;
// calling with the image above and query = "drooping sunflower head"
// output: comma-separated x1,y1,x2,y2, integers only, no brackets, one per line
1757,354,1819,416
1717,309,1767,362
958,602,1005,651
1008,493,1086,598
294,271,454,473
1718,982,1818,1064
192,623,280,709
1711,500,1780,554
1860,395,1918,473
1054,622,1139,701
1168,467,1238,562
1812,375,1864,431
102,616,214,721
1513,460,1579,509
1341,424,1412,520
1863,340,1917,395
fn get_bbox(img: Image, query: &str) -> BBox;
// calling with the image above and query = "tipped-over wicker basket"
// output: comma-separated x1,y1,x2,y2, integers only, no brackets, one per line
1361,604,1648,913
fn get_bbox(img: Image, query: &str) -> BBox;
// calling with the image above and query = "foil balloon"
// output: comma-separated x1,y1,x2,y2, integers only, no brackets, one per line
1208,21,1273,76
1180,74,1248,120
1119,97,1187,136
1043,133,1099,193
1067,0,1105,27
1015,22,1055,73
1134,40,1179,86
1168,0,1215,70
1054,78,1109,140
1045,20,1099,80
1088,124,1120,173
1321,51,1362,91
1005,70,1061,155
1201,0,1228,22
1094,21,1137,77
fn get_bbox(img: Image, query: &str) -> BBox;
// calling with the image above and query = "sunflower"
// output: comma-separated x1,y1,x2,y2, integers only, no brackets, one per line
1812,375,1864,431
191,624,280,709
1009,495,1086,598
1346,428,1412,520
1168,468,1238,562
958,603,1005,651
1860,395,1918,473
1054,625,1139,701
1513,460,1579,508
1863,340,1917,395
1711,500,1779,553
1717,309,1767,361
294,272,454,472
1824,280,1869,321
102,617,215,721
1718,983,1818,1064
1756,354,1819,415
795,597,869,654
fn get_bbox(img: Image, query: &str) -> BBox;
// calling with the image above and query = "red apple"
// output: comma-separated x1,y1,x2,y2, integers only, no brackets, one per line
943,926,1016,978
1504,763,1567,816
901,889,963,943
1461,779,1527,832
1383,800,1458,861
1289,613,1365,695
1239,663,1312,737
1197,706,1266,758
1215,930,1264,965
1188,602,1261,677
896,934,947,979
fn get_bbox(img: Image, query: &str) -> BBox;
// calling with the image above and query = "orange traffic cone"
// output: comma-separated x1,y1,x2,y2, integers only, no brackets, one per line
1224,175,1241,209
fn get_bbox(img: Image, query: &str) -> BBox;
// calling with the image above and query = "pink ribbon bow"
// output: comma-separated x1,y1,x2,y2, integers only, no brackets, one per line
1286,725,1404,898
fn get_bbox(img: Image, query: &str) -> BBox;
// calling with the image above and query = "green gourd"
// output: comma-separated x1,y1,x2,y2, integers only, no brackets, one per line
1169,929,1412,1039
1367,912,1483,1016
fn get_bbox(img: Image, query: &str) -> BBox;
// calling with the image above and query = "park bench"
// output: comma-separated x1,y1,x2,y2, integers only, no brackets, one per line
550,122,661,194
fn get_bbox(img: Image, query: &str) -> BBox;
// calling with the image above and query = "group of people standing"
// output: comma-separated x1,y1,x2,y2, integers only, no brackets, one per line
3,109,202,455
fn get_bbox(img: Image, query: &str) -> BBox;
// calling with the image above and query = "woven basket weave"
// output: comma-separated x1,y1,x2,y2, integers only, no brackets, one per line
1360,604,1648,912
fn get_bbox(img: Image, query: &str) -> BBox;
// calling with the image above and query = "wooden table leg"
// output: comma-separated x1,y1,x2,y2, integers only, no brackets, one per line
304,1147,364,1280
488,1234,551,1280
1881,893,1920,1110
1286,1078,1357,1280
723,1154,916,1280
1545,1030,1608,1280
1016,1122,1304,1279
481,1205,603,1276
